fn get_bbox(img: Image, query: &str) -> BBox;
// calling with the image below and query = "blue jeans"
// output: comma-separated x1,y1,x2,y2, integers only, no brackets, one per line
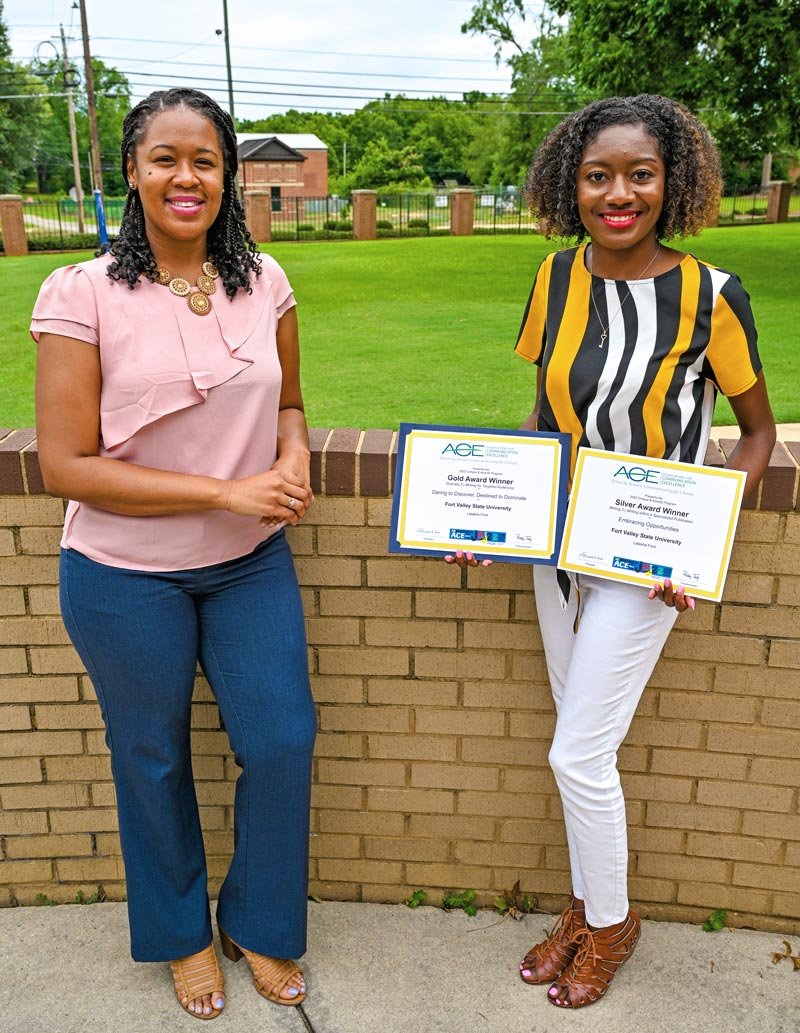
59,531,316,962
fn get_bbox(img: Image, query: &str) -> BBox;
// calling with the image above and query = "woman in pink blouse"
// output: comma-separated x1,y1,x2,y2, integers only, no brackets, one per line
32,88,316,1019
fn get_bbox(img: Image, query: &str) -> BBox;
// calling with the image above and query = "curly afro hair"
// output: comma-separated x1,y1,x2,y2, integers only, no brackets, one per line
107,88,260,299
524,94,722,241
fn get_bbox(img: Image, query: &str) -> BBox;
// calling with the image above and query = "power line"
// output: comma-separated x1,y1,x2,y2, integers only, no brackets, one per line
90,35,503,65
116,67,588,105
0,92,67,99
116,66,505,98
121,81,576,107
121,87,578,116
97,54,510,85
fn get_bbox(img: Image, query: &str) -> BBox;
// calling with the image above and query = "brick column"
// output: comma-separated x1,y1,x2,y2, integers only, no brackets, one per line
766,181,792,223
352,191,377,241
243,191,271,243
450,189,474,236
0,195,28,256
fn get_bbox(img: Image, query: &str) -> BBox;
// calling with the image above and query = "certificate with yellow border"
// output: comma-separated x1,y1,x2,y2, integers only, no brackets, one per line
558,448,746,600
389,424,570,564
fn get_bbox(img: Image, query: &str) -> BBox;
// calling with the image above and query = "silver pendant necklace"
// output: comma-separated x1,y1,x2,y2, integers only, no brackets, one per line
589,244,661,348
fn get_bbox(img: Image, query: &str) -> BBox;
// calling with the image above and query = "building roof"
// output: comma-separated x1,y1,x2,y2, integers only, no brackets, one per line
237,137,307,162
236,132,327,151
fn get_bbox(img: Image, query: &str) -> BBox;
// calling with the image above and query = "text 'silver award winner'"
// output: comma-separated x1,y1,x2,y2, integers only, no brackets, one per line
558,448,746,601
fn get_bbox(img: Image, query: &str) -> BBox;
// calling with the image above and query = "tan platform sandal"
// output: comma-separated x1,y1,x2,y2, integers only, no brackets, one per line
519,897,586,985
219,929,306,1006
169,944,225,1020
548,909,641,1008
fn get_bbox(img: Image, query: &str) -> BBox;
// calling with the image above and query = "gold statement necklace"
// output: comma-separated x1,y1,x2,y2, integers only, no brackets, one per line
589,244,661,348
155,260,219,316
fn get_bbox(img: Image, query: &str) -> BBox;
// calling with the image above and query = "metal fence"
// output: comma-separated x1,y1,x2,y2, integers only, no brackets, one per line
268,195,353,241
374,194,451,236
19,198,126,251
10,187,800,251
717,185,769,225
372,192,537,236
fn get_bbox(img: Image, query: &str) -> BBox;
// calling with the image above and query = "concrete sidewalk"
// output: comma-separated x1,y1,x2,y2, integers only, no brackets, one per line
1,900,798,1033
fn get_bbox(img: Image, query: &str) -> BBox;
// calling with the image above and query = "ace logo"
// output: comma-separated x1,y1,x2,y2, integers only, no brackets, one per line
442,442,485,457
613,464,660,484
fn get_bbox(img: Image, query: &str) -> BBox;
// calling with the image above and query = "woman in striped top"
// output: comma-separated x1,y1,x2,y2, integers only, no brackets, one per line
460,95,775,1010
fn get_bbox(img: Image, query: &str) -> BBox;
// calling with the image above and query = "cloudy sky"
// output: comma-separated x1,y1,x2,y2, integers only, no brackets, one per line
5,0,537,119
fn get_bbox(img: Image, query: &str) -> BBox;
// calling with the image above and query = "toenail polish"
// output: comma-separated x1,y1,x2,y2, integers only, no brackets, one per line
214,998,224,1008
287,987,299,997
521,968,531,977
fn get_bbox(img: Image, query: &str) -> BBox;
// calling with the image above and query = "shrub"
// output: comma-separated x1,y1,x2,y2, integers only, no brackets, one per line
27,233,98,251
376,219,394,230
407,218,429,230
297,222,315,232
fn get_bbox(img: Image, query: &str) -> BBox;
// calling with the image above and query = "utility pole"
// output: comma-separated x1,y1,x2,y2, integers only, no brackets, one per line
59,25,85,233
222,0,235,123
78,0,103,194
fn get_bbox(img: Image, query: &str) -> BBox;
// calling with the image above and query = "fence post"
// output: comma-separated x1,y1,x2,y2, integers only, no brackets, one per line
352,190,377,240
766,180,792,223
450,188,474,236
243,191,272,243
0,195,28,256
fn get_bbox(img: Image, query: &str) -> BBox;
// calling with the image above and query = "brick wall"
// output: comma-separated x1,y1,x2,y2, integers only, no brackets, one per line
1,428,800,933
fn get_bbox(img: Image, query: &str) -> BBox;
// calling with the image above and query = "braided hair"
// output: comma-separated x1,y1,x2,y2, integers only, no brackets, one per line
107,88,261,298
524,95,722,241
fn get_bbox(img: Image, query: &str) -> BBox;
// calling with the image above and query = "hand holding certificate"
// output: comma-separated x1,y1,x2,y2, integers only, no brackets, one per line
558,449,746,601
389,424,570,564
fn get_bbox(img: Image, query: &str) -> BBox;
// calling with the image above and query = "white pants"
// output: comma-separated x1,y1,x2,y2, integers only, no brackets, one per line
533,565,678,928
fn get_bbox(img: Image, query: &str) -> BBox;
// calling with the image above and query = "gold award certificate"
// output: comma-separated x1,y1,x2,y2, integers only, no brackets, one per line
558,449,746,601
389,424,570,564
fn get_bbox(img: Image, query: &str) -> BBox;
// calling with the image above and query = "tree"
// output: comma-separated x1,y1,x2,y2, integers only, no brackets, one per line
344,136,432,192
33,58,131,195
552,0,800,162
462,3,584,186
0,0,46,192
240,97,479,190
464,0,800,175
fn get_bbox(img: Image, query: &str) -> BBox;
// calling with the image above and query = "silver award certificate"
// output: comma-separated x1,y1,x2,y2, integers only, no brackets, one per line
389,424,570,564
558,448,747,600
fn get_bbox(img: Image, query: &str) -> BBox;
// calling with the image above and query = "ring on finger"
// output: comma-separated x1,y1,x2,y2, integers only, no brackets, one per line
288,497,297,510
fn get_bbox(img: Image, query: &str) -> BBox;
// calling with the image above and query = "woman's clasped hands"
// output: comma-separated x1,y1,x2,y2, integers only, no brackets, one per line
224,463,313,527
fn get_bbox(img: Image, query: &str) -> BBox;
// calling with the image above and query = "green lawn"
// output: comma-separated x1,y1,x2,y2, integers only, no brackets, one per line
2,224,798,430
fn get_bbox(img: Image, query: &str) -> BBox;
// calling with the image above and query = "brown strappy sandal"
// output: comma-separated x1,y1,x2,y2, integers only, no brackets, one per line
547,909,641,1008
519,897,587,984
219,929,306,1007
169,944,225,1020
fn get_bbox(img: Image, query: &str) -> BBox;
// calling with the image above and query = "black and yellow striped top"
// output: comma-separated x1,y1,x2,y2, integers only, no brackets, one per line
515,244,761,477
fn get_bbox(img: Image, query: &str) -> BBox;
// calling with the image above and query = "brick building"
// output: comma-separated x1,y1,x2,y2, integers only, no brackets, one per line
236,133,328,211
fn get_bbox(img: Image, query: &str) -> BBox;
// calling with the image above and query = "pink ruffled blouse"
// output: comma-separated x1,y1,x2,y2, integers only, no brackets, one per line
30,253,296,571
